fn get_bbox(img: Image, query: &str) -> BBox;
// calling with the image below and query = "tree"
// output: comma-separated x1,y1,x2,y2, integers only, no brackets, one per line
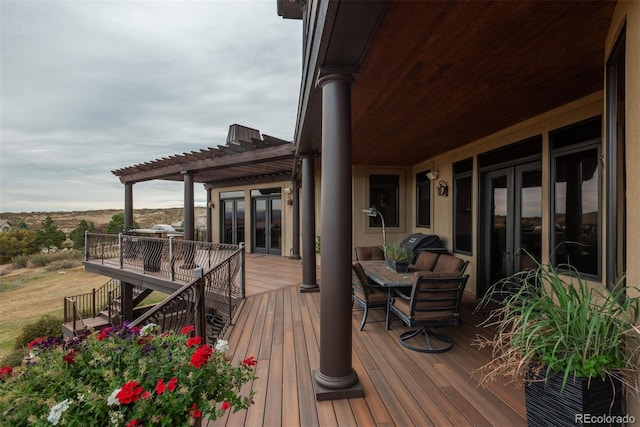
0,229,39,263
69,219,96,250
104,213,139,234
36,216,66,252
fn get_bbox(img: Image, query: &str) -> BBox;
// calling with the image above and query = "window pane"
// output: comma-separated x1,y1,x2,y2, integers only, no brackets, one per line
454,175,472,253
553,148,599,275
369,175,399,227
416,172,430,227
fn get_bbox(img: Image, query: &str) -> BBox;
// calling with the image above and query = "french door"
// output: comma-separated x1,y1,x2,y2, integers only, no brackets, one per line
479,162,542,297
252,195,282,255
221,198,245,245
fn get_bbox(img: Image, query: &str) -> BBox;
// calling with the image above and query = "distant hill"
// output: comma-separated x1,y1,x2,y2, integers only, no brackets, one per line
0,208,207,234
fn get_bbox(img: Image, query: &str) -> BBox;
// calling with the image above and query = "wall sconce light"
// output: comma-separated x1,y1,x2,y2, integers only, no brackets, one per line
436,180,448,197
208,202,215,208
362,207,386,249
426,170,439,181
284,187,293,205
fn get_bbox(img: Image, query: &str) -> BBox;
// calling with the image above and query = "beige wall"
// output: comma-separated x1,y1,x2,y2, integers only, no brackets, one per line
209,180,295,256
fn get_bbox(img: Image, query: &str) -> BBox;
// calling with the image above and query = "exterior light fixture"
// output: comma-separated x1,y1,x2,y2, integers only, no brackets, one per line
362,207,386,249
426,170,439,181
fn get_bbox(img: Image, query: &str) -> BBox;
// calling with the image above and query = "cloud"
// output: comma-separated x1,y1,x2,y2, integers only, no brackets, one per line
0,0,301,212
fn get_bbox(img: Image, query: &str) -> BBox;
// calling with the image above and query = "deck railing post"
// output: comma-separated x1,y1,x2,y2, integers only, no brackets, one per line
194,267,206,340
119,233,123,268
239,242,245,298
84,231,89,261
169,236,175,281
92,288,96,318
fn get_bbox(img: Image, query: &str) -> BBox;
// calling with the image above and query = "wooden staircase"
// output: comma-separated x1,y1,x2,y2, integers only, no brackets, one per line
62,281,153,338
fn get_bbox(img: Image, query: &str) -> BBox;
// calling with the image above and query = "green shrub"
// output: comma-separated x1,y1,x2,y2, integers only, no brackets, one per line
13,315,63,350
10,255,29,268
0,347,28,368
49,249,83,263
28,254,50,268
45,259,81,271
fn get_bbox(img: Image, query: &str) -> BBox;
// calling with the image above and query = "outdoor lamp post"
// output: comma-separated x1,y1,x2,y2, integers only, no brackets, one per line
362,207,386,250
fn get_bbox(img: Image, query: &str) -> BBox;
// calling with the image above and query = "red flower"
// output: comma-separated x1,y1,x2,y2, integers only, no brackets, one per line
141,391,151,400
62,349,76,365
117,381,144,404
28,337,45,349
190,403,202,418
126,420,140,427
167,377,178,392
190,345,213,368
0,366,13,379
156,379,166,395
221,401,230,411
186,336,202,348
243,356,257,367
97,328,111,341
181,325,195,335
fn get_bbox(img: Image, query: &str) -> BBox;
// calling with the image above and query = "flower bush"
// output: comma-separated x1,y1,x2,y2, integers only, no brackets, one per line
0,323,256,426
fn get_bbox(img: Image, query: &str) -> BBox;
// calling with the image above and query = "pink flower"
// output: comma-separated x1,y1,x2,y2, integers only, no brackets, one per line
221,401,231,411
181,325,195,335
186,336,202,348
243,356,257,367
190,345,213,368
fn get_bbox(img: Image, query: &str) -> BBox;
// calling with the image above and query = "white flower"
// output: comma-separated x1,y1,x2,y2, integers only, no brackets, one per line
107,388,121,406
140,323,157,336
215,339,229,353
108,410,124,426
47,399,71,425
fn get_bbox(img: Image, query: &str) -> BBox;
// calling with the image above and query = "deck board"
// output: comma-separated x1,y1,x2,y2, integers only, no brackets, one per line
207,255,526,427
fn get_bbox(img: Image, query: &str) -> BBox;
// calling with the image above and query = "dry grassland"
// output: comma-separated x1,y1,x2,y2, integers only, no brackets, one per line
0,265,108,358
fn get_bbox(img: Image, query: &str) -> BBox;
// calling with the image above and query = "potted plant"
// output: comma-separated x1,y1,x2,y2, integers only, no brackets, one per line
474,260,640,426
383,242,413,273
0,323,256,426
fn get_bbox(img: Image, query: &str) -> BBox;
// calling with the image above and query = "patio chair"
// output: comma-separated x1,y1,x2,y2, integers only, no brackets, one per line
355,246,385,261
352,262,388,331
387,273,469,353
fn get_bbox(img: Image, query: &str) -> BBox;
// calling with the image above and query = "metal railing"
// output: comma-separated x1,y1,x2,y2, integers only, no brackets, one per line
85,232,239,283
63,278,121,322
130,245,245,345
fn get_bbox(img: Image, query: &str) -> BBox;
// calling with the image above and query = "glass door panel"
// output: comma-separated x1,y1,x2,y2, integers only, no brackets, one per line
235,200,245,246
254,199,267,253
220,198,245,245
480,161,542,297
270,198,282,252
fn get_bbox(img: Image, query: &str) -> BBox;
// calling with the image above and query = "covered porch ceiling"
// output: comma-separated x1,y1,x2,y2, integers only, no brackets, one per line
296,0,617,166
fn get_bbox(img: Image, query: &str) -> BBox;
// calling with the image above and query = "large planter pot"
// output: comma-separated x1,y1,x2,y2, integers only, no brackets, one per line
386,258,410,273
525,369,623,426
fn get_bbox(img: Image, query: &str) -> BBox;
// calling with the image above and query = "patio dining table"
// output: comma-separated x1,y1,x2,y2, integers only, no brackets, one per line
358,260,423,329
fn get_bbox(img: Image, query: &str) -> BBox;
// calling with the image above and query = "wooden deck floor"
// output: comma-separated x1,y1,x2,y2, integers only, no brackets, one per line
208,255,527,427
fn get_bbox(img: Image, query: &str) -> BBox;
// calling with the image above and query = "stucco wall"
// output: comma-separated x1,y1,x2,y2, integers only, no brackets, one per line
208,180,294,256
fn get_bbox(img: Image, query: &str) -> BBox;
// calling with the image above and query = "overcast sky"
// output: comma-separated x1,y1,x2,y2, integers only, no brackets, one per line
0,0,301,213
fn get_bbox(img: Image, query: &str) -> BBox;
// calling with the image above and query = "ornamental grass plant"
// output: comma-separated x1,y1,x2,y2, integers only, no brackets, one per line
474,259,640,393
0,323,256,426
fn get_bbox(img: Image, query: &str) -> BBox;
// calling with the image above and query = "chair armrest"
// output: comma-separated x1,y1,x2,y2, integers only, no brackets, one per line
391,288,411,300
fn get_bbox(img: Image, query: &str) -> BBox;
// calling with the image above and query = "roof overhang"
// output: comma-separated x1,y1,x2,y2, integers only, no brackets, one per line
294,0,616,166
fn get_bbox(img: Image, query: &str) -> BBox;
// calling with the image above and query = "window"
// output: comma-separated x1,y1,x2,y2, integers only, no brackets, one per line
551,118,602,278
606,25,626,292
369,174,399,227
454,158,473,254
416,171,431,227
